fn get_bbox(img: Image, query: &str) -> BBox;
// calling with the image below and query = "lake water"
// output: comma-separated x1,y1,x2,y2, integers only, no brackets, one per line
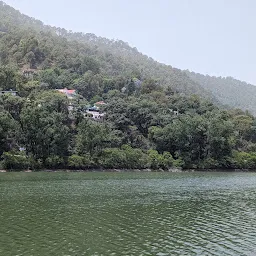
1,172,256,256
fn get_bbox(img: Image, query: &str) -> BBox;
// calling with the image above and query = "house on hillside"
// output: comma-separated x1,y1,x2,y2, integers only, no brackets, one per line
85,110,105,120
85,106,105,121
22,69,36,78
170,109,179,116
56,88,76,99
56,88,77,114
0,90,17,96
95,101,106,106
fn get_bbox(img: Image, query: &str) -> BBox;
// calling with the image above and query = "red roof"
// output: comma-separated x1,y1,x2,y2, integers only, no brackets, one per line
57,89,76,95
66,90,75,94
95,101,106,105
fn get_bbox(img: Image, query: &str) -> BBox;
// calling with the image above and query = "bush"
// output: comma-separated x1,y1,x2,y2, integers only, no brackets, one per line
99,146,148,169
2,151,29,170
68,154,95,169
45,156,64,169
68,155,85,169
29,158,43,170
232,151,256,169
147,150,182,170
198,157,221,169
162,152,175,169
100,148,127,168
122,145,147,169
173,158,185,168
147,149,163,169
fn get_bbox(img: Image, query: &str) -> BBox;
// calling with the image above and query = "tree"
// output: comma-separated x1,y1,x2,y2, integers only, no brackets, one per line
141,79,161,94
0,66,21,90
1,94,25,120
76,119,120,156
0,111,19,156
20,91,70,162
73,71,102,100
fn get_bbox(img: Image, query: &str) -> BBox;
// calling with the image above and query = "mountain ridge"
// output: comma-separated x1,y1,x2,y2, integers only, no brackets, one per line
1,0,256,114
0,1,215,100
1,1,256,170
185,70,256,115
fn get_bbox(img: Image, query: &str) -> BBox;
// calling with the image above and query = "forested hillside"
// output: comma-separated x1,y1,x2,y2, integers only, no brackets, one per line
1,1,256,171
186,71,256,115
0,1,214,99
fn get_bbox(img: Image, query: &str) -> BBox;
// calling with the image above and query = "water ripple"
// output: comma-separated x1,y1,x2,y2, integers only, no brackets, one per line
1,172,256,255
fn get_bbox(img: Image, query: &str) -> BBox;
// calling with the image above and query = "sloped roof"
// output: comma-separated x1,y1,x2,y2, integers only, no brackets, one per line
57,89,76,95
95,101,106,105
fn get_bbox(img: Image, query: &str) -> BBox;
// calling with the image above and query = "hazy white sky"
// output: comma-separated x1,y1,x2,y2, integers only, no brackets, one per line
4,0,256,84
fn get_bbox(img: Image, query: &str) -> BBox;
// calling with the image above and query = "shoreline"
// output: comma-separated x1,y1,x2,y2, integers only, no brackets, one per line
1,168,256,173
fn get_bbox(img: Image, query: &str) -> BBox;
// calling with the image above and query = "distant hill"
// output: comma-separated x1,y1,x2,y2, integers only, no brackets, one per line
1,0,256,114
185,71,256,115
0,1,213,99
2,1,256,170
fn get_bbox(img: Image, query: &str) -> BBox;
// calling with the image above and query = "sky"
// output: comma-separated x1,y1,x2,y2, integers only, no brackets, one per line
4,0,256,84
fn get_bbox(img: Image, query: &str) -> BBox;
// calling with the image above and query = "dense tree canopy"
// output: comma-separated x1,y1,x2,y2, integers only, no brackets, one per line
1,1,256,170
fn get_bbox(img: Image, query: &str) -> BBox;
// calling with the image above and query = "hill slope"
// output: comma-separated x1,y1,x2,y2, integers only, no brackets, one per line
2,1,256,114
185,71,256,115
1,1,256,170
0,1,214,99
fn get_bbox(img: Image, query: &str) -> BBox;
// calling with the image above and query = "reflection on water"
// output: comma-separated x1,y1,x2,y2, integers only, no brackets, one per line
1,172,256,255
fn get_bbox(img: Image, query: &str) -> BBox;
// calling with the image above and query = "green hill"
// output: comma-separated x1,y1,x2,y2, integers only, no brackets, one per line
185,70,256,115
0,1,213,99
1,1,256,170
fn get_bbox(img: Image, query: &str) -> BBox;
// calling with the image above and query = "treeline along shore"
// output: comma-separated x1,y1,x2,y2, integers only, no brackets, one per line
1,1,256,171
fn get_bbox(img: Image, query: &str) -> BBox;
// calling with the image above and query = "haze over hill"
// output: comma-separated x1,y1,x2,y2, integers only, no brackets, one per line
185,71,256,115
4,0,256,85
1,1,256,114
1,1,256,170
0,0,213,98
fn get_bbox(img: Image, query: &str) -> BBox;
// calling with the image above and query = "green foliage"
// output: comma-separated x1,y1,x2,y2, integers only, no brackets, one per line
68,154,95,169
99,145,147,169
1,94,25,120
68,155,85,169
0,66,20,90
45,156,64,169
147,150,179,170
198,157,221,169
100,148,127,168
20,91,70,161
76,119,120,156
232,151,256,169
121,145,147,169
186,71,256,115
141,79,161,94
0,110,19,156
149,112,235,168
2,151,29,170
1,2,256,171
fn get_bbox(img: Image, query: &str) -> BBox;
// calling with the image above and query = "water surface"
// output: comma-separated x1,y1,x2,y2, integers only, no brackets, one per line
1,172,256,255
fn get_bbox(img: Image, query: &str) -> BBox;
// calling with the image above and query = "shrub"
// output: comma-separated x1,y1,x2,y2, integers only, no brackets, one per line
122,145,147,169
162,152,175,169
100,148,127,168
45,156,64,169
100,146,148,169
68,155,85,169
232,151,256,169
198,157,220,169
147,150,181,170
2,151,29,170
147,149,163,169
68,154,95,169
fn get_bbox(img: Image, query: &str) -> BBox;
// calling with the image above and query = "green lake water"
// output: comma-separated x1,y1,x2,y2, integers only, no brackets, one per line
1,171,256,256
